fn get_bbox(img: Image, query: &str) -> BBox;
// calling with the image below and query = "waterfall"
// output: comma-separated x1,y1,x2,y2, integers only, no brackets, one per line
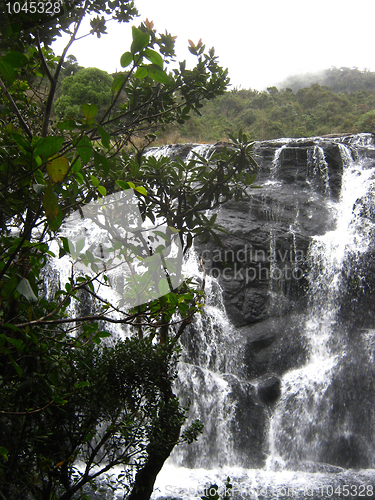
307,145,330,195
145,143,216,162
39,135,375,497
270,142,289,180
168,250,253,469
186,143,217,161
266,139,375,470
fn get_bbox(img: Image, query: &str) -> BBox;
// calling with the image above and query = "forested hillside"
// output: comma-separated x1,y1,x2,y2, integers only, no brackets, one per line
157,67,375,143
53,65,375,143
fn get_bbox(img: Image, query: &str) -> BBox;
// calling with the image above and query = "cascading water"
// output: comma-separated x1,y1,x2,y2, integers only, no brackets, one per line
167,250,256,469
154,135,375,498
270,141,290,181
266,140,375,471
307,145,330,195
41,135,375,498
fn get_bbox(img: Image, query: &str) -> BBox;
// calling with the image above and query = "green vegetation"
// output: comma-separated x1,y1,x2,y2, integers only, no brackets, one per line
155,67,375,142
50,62,375,143
0,1,258,498
54,67,114,120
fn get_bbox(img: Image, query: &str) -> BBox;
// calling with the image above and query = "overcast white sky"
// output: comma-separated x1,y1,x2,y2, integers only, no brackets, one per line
53,0,375,90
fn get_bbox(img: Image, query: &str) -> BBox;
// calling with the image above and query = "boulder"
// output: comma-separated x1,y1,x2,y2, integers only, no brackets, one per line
256,374,281,405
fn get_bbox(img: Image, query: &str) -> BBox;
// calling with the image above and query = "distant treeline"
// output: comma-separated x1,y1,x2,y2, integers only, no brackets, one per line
279,67,375,93
53,62,375,143
158,67,375,143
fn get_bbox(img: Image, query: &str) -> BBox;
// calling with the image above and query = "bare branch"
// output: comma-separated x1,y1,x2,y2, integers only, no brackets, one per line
0,77,33,140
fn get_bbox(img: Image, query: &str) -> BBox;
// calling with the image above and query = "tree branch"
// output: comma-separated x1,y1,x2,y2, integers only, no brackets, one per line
0,77,33,140
41,2,88,136
35,30,54,85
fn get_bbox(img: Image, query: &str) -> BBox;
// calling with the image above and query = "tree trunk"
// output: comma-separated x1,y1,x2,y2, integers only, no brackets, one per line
127,392,182,500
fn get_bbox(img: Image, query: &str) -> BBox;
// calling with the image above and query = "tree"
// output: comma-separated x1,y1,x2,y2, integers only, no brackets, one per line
0,1,258,498
60,54,82,78
54,67,114,120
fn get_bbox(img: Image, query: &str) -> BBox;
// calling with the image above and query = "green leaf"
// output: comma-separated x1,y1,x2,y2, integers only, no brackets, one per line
116,180,135,190
8,355,23,378
85,250,95,263
158,278,170,295
42,183,59,220
134,66,148,80
131,27,150,54
74,381,90,389
46,155,69,183
76,238,85,253
94,150,110,175
53,395,68,405
153,230,169,242
97,124,110,149
178,301,189,316
166,292,179,306
47,210,63,232
245,172,257,185
134,186,147,196
147,64,169,84
82,103,98,121
96,331,111,338
10,132,32,152
111,73,126,93
6,337,24,352
0,60,15,84
143,48,163,67
16,277,38,302
90,175,99,187
61,237,74,254
34,168,45,184
57,119,77,131
3,51,28,68
72,157,81,173
97,185,107,196
76,136,93,164
73,172,85,184
33,136,64,160
74,171,84,184
0,446,8,462
120,51,133,67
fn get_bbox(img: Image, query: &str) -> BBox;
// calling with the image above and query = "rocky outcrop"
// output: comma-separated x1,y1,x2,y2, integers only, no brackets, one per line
256,374,281,405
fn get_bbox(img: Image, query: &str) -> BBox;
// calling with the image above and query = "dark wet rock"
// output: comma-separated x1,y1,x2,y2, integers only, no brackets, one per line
256,374,281,405
240,315,308,378
322,434,371,469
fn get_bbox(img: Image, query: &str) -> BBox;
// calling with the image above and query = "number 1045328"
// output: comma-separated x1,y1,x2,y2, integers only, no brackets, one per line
5,1,63,15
